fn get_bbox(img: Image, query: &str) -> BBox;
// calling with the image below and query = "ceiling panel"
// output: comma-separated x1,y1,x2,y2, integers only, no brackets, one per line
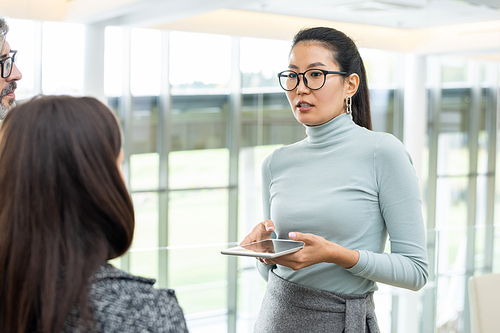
1,0,499,59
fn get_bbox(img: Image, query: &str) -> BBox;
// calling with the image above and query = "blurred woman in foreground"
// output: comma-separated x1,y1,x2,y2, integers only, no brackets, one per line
0,96,188,333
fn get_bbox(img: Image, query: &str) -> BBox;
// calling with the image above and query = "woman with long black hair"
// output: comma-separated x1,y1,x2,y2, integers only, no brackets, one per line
241,27,428,332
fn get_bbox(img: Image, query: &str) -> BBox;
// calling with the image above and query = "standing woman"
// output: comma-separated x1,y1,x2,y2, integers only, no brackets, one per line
241,27,428,333
0,96,188,333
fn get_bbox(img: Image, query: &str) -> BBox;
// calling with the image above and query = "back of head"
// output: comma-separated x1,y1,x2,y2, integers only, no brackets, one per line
292,27,372,130
0,95,135,333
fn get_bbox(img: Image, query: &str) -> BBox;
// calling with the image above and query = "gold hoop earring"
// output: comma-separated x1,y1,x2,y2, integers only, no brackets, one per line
346,96,352,114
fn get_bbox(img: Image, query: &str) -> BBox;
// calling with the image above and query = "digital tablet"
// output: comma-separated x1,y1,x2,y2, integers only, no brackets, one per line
221,239,304,259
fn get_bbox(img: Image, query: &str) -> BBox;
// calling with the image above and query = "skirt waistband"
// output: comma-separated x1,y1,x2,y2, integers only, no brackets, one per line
266,270,379,333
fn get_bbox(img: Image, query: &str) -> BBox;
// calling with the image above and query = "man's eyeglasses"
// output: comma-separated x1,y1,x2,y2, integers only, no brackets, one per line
0,50,17,79
277,69,347,91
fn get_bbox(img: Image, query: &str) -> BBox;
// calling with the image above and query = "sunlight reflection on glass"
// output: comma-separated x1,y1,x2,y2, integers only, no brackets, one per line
360,48,398,86
131,28,161,96
42,21,84,95
104,26,123,97
7,18,36,101
240,37,289,89
169,31,231,92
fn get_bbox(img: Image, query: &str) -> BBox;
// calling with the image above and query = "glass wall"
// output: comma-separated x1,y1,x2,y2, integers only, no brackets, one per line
6,18,408,332
106,29,405,332
42,22,84,95
426,57,500,333
10,16,500,333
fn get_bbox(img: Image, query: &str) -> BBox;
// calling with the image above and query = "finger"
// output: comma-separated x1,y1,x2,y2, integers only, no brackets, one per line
258,258,273,265
240,220,276,246
289,231,306,241
240,226,264,245
288,231,313,244
262,219,275,232
263,259,275,265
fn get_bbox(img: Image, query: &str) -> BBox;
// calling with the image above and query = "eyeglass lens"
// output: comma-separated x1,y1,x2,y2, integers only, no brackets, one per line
4,58,12,77
2,52,16,78
279,70,326,91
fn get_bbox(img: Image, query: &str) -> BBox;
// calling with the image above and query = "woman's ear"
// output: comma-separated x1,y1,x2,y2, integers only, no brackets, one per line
345,73,360,97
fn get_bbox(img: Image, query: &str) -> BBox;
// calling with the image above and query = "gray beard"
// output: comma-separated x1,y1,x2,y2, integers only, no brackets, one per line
0,82,17,121
0,100,12,120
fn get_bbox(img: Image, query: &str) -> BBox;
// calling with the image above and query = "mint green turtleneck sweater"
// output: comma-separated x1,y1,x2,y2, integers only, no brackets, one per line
257,113,428,294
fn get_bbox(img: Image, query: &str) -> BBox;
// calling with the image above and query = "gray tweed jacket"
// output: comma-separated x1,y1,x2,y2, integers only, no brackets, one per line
62,263,189,333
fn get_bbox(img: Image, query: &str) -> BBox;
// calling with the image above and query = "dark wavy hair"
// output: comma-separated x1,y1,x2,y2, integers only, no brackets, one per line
0,95,135,333
292,26,372,130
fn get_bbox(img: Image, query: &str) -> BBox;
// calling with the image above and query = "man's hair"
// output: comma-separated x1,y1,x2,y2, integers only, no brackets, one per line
0,17,8,49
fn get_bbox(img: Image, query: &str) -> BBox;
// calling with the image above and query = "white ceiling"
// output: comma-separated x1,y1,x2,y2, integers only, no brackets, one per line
2,0,499,58
63,0,500,30
232,0,500,29
62,0,500,59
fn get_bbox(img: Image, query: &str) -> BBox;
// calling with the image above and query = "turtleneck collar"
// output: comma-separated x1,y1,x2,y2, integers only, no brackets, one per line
305,113,356,144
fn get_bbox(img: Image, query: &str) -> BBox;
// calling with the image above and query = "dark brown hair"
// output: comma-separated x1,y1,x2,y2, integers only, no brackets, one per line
0,95,135,333
292,27,372,130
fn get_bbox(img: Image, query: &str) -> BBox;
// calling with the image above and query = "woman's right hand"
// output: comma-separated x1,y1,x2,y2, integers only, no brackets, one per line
239,219,275,246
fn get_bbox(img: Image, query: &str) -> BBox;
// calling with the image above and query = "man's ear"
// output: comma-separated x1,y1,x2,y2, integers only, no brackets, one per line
345,73,360,97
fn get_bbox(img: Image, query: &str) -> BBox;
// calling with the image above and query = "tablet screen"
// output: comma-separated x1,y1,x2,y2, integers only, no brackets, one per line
241,239,300,253
221,239,304,258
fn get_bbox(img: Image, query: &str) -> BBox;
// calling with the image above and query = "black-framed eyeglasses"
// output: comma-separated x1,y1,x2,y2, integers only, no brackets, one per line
0,50,17,79
278,69,347,91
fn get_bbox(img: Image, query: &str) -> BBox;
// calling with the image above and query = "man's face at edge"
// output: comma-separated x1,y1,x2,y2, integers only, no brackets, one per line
0,40,22,121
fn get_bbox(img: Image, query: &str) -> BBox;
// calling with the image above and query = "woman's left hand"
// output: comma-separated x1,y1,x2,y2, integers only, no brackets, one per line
263,232,360,270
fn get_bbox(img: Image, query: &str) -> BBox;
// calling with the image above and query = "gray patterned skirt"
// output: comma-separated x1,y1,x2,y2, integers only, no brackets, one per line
254,271,379,333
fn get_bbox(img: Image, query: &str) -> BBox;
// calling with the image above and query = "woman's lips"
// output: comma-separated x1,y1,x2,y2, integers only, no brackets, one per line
296,102,313,112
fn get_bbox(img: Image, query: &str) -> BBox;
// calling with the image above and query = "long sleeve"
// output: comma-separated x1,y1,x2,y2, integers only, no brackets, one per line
255,154,276,281
346,135,428,291
254,113,428,294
